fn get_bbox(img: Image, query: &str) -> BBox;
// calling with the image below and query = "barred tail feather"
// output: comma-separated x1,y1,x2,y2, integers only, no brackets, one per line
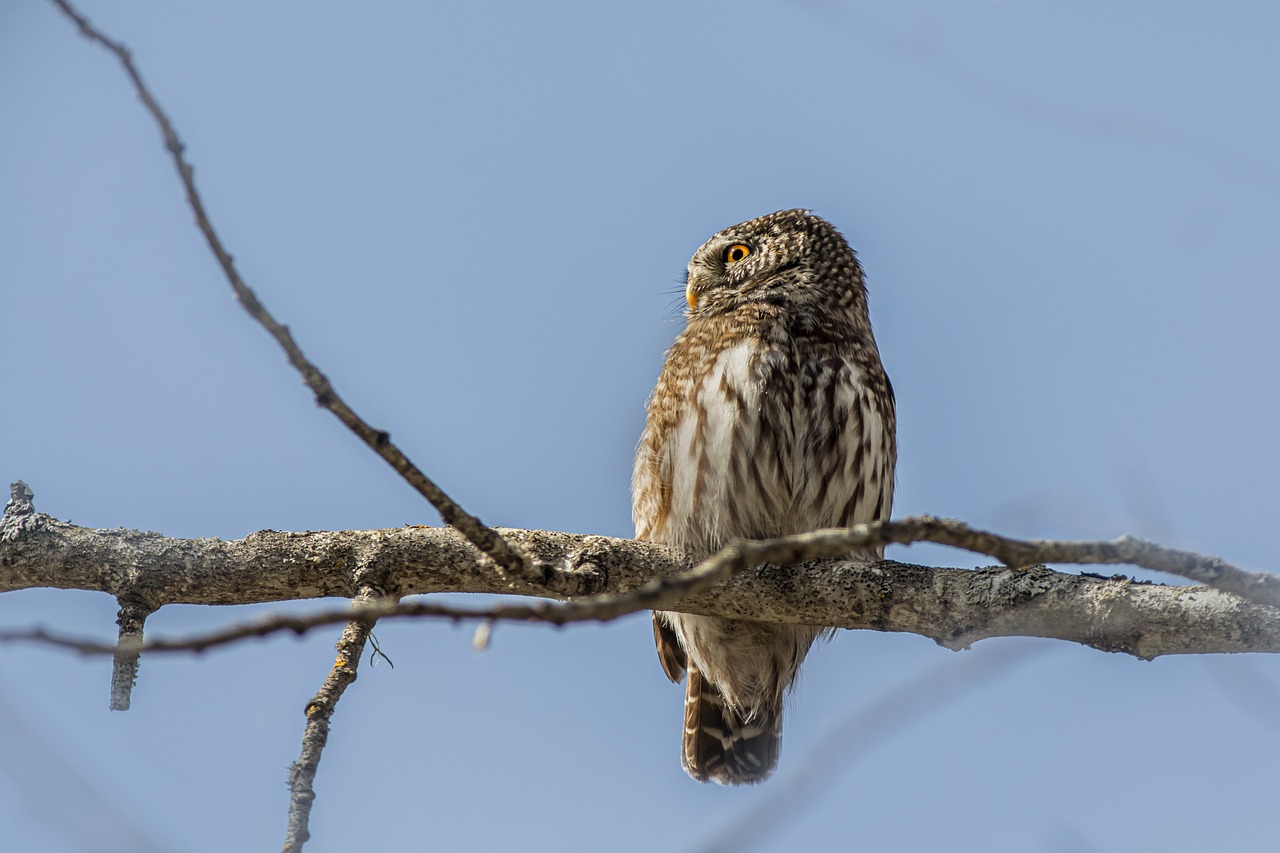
682,665,781,785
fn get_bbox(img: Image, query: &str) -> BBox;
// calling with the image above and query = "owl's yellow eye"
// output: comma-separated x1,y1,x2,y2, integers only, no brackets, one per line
724,243,751,264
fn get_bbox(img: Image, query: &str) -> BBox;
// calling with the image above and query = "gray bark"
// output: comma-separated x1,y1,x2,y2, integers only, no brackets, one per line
3,503,1276,661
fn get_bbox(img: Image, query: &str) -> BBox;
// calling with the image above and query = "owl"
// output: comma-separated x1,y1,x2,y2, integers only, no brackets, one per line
632,209,896,785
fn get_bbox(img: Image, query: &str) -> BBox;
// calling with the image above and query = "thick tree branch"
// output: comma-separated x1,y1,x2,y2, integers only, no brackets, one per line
4,491,1278,661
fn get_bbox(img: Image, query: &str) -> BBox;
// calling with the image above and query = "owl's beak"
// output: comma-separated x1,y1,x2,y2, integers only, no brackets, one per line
685,265,711,312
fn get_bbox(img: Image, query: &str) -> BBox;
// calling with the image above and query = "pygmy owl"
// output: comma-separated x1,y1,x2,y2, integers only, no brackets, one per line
632,209,896,784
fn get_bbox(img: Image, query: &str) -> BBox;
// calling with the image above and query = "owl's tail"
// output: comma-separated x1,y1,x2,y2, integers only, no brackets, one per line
682,664,781,785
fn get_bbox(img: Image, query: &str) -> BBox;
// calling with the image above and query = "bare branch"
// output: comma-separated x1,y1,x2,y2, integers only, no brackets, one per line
46,0,532,581
877,516,1280,609
284,585,390,853
4,498,1279,661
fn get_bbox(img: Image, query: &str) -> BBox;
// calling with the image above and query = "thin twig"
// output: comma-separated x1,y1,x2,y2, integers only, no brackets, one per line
47,0,531,581
873,516,1280,608
284,585,389,853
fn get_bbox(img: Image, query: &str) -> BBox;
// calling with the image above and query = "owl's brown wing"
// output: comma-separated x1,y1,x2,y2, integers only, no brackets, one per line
653,612,686,683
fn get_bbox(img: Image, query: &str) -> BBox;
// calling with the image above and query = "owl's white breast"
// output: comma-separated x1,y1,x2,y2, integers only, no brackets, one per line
664,340,762,552
639,338,893,556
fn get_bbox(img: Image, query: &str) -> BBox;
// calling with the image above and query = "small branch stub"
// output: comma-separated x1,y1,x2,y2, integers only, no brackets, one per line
111,601,153,711
6,481,35,516
3,482,44,544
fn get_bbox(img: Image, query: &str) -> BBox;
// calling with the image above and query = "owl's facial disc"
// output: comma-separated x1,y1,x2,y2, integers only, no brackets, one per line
687,238,757,311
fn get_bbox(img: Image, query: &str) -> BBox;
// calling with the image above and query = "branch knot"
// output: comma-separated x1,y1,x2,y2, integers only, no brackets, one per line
5,482,35,517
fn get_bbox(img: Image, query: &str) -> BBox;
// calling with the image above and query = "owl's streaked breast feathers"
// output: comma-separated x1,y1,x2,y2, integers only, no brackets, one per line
632,209,896,785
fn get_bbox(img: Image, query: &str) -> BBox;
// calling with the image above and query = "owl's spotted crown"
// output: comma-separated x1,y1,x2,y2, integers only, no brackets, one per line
684,209,867,318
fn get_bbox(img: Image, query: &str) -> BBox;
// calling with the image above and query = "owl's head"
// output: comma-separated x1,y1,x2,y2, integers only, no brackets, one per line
684,209,868,323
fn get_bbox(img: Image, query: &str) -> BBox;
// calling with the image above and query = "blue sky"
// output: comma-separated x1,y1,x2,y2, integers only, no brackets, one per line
3,2,1280,851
